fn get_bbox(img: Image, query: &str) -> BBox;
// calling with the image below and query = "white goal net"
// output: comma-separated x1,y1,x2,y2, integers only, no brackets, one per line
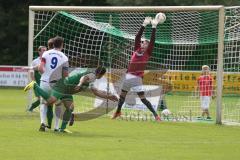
28,6,228,123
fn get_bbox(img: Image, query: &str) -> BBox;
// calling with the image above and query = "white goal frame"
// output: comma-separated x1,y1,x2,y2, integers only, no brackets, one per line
28,6,225,124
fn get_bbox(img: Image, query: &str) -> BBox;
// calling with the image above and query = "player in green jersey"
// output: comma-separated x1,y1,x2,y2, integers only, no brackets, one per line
24,66,118,132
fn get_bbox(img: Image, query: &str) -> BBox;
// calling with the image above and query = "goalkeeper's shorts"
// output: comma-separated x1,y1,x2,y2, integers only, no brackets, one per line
121,73,144,92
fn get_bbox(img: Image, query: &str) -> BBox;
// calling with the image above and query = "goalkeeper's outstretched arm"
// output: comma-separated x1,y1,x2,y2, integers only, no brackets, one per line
134,17,152,50
146,18,159,56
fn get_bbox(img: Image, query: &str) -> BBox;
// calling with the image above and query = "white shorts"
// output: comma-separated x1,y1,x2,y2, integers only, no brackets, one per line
121,73,144,92
40,81,51,104
200,96,211,110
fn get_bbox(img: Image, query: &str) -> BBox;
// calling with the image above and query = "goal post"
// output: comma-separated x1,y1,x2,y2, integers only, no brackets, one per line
28,6,226,124
216,6,225,124
222,6,240,125
27,9,34,107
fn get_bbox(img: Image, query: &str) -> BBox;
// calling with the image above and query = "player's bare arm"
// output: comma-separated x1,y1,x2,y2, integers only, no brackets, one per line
91,87,118,102
74,75,89,91
38,58,46,74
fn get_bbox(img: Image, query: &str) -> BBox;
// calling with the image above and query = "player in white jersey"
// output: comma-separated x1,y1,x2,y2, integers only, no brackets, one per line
27,46,47,112
23,41,55,129
45,38,64,132
38,36,69,131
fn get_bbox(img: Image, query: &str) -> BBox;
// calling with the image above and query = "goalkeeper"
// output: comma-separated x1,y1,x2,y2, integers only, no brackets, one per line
112,16,162,121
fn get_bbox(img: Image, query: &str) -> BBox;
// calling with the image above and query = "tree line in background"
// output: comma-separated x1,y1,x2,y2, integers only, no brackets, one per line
0,0,239,66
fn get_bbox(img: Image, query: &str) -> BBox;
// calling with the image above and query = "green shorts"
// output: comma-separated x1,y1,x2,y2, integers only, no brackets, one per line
51,90,73,101
33,88,40,97
51,79,74,101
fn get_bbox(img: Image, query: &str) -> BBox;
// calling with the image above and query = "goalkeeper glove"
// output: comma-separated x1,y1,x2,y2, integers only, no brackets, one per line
142,17,152,27
151,19,159,28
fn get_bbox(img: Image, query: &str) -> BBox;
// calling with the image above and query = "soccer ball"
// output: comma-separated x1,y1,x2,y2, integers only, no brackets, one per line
161,109,171,116
155,12,166,24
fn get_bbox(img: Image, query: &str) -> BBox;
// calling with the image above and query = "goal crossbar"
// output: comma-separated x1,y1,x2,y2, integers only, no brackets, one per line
29,6,223,12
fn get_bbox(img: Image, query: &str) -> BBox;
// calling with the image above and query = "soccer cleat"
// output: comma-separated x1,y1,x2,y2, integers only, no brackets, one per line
197,116,203,120
26,105,33,112
69,113,75,126
54,128,59,132
112,112,122,119
24,81,36,92
39,123,46,132
59,129,73,134
155,115,161,122
206,117,212,121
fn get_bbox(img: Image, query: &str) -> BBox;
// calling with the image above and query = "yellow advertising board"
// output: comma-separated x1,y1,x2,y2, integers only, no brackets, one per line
106,69,240,94
143,70,240,94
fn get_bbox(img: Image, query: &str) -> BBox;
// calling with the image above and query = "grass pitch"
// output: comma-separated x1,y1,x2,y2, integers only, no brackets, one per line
0,88,240,160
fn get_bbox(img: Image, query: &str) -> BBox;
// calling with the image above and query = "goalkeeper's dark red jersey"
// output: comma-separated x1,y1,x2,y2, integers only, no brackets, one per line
127,26,156,78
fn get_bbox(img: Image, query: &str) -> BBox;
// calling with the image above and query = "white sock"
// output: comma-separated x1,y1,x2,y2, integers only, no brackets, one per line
54,103,62,130
40,104,47,124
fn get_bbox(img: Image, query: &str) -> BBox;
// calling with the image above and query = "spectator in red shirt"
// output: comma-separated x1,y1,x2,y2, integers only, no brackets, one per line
197,65,214,120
